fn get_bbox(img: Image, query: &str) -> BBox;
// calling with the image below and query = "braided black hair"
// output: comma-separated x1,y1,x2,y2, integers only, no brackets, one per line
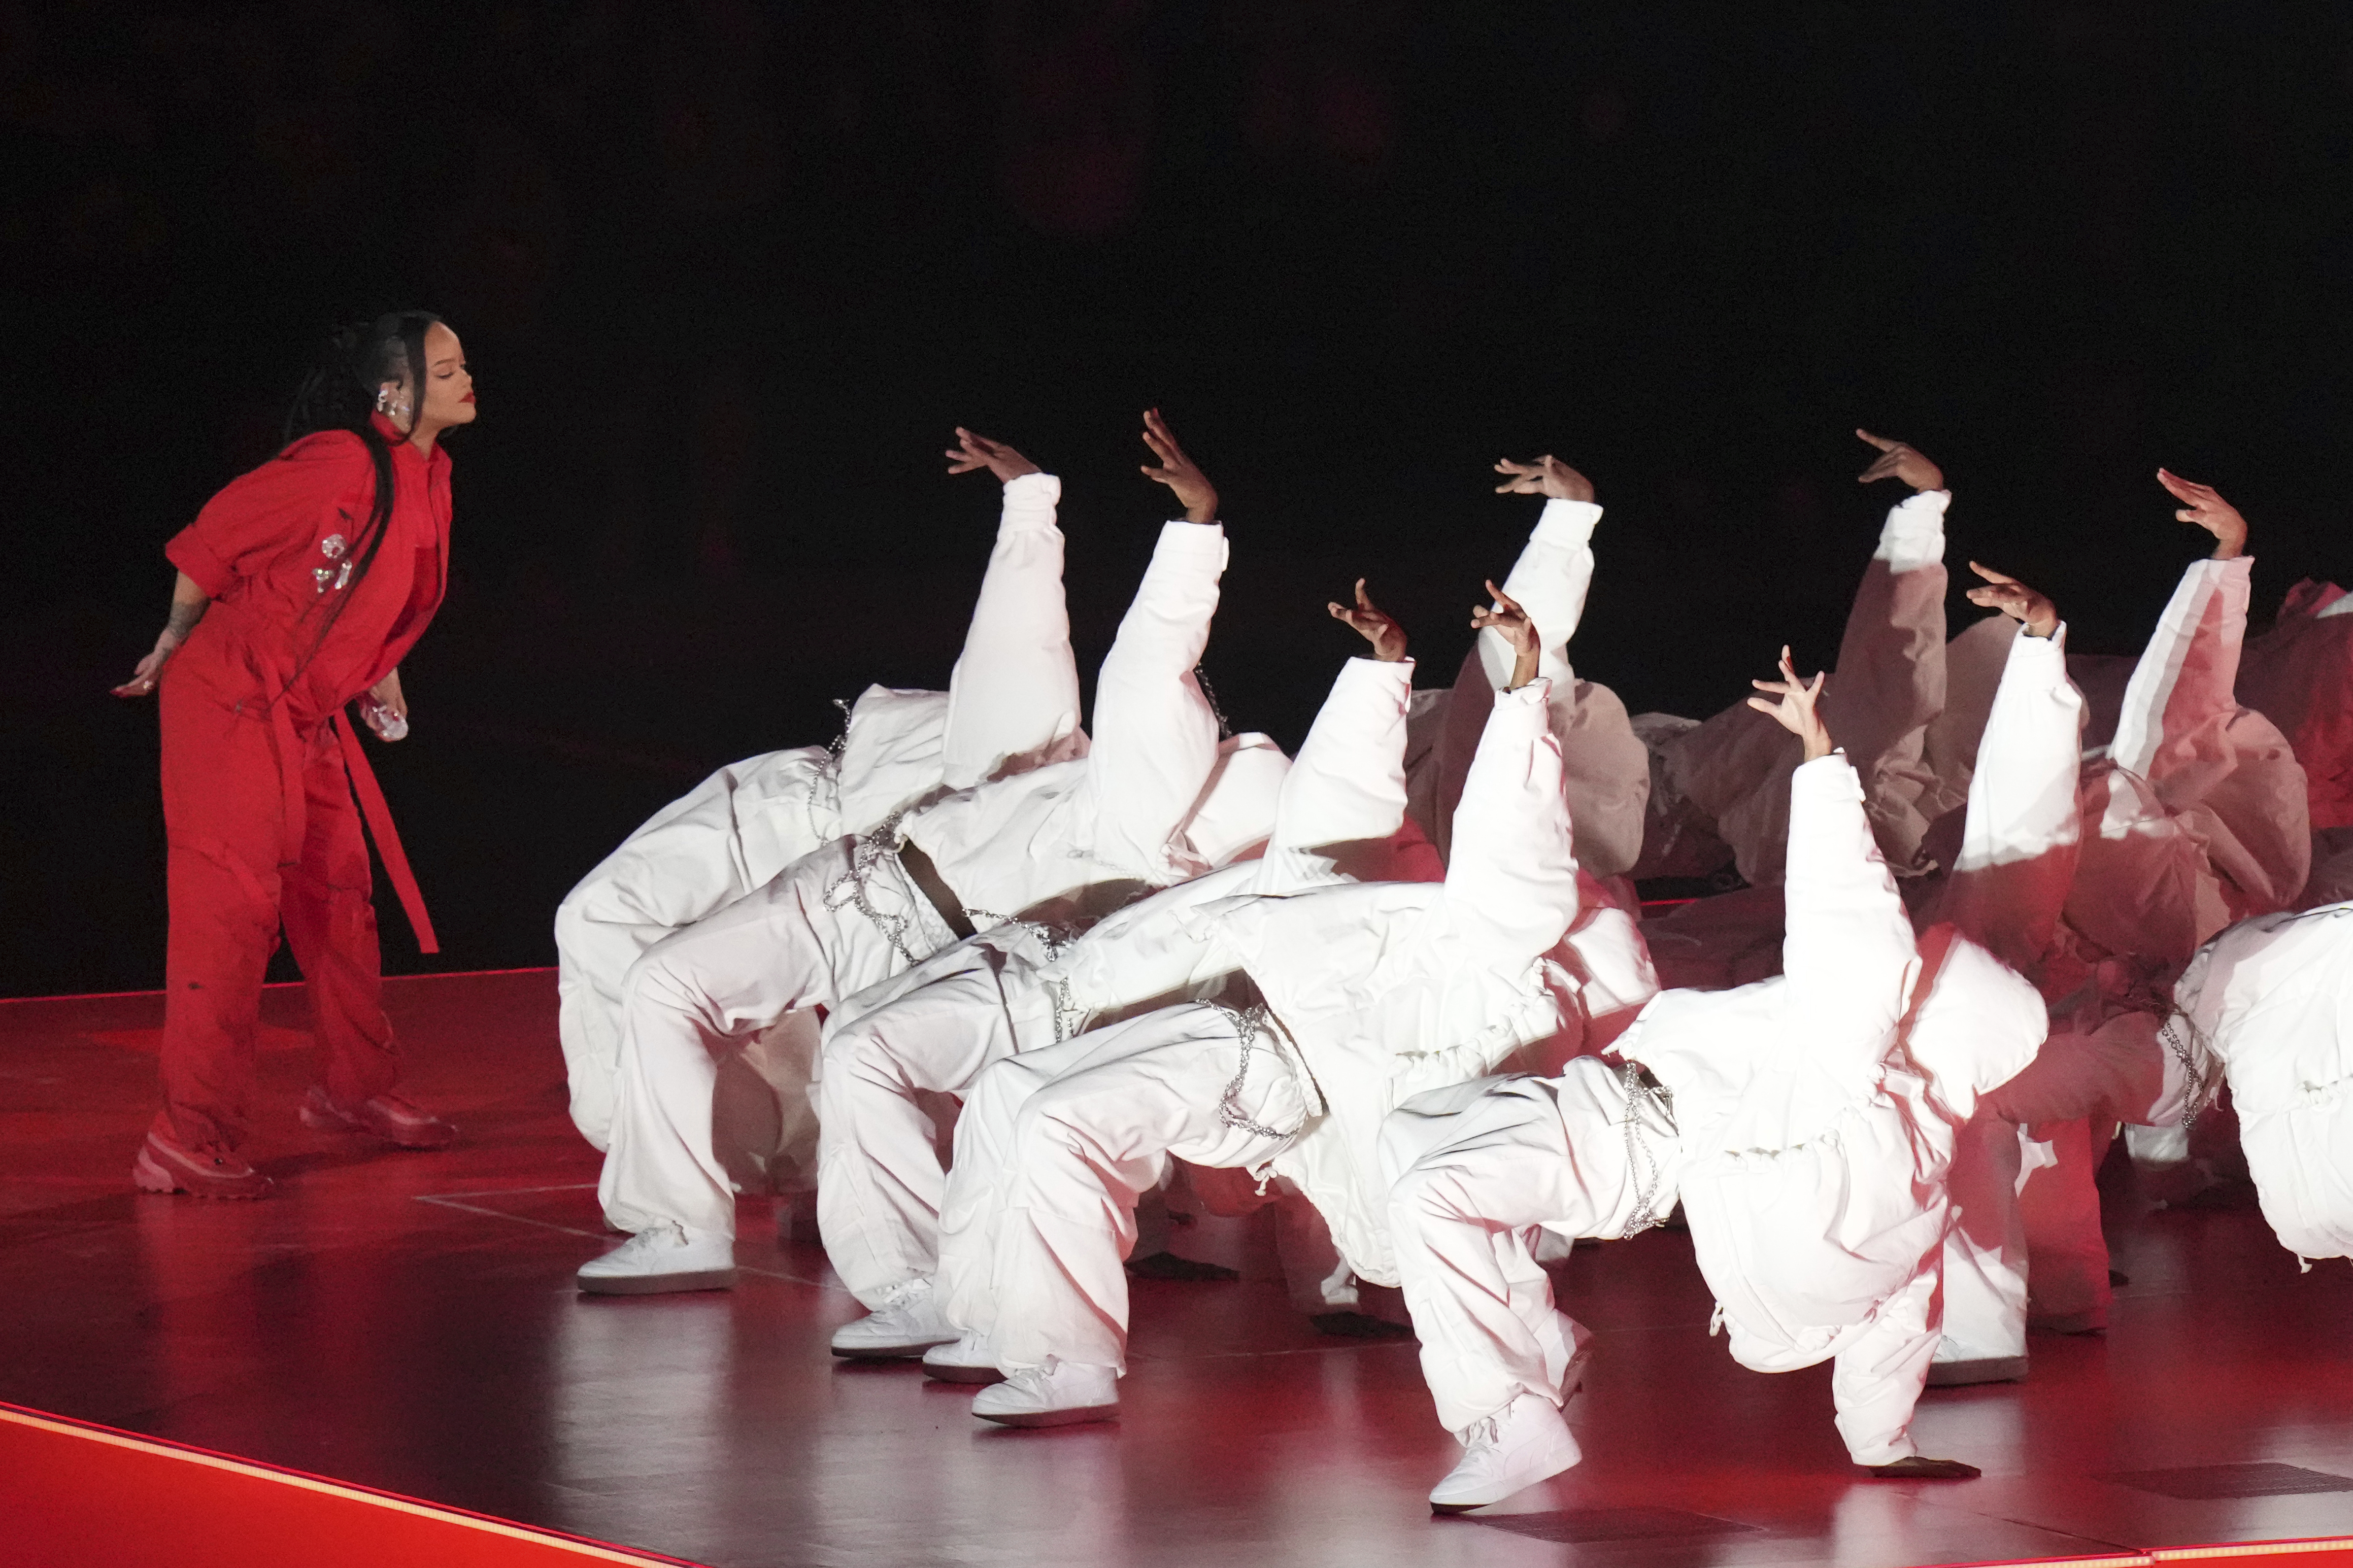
280,311,442,676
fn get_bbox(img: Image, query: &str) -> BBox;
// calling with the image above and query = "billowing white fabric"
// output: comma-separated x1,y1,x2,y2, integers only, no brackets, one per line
1379,1067,1672,1432
939,1003,1309,1371
1208,679,1660,1287
554,472,1079,1148
2238,578,2353,835
599,514,1241,1240
2070,555,2309,967
1422,499,1652,879
1619,754,2046,1464
600,839,960,1237
2170,902,2353,1262
815,657,1430,1309
905,521,1247,923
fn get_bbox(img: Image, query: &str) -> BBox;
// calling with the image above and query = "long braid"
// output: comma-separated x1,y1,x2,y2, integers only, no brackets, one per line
280,311,440,692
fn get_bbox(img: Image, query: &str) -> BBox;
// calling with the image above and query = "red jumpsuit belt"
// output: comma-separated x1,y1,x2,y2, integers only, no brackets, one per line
333,710,441,954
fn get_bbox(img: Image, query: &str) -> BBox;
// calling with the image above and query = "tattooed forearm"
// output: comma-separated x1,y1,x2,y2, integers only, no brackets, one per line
164,598,208,640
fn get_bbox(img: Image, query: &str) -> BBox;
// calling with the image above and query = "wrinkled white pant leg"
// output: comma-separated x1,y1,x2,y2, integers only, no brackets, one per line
937,1032,1108,1344
1940,1109,2030,1360
816,943,1020,1308
2020,1118,2111,1327
555,898,665,1151
1382,1078,1592,1432
600,840,931,1241
1829,1263,1940,1465
989,1005,1306,1373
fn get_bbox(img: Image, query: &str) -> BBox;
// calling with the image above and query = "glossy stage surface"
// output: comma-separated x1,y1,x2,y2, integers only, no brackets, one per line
3,970,2349,1568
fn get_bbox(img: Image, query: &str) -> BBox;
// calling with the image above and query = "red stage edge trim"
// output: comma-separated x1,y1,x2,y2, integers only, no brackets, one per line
0,1401,708,1568
0,964,559,1007
1955,1543,2353,1568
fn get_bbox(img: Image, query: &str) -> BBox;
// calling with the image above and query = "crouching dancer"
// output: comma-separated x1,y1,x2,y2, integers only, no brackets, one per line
931,587,1657,1427
577,412,1286,1293
554,428,1084,1150
1384,649,2042,1512
817,583,1434,1356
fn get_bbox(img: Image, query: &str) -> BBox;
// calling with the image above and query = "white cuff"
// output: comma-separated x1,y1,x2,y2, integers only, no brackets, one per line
1152,519,1229,569
1874,489,1948,573
1793,751,1864,801
1530,499,1603,548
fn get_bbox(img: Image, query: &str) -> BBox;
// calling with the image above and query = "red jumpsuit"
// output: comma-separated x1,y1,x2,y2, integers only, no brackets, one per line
156,414,450,1152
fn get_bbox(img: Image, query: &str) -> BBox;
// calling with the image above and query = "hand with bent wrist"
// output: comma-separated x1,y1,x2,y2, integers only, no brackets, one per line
1747,645,1834,762
1493,454,1596,504
1328,578,1408,662
1471,580,1541,691
1856,429,1944,493
1140,408,1218,524
945,427,1041,485
1965,562,2059,639
2156,468,2247,560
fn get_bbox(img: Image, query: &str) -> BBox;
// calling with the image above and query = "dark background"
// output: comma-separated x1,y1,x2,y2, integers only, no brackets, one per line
7,2,2351,997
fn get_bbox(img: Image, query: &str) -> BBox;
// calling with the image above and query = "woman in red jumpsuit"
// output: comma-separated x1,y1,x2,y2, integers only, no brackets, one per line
112,312,477,1198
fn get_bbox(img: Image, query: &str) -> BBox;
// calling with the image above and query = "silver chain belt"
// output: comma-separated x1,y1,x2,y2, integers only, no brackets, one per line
1207,1001,1309,1142
822,809,926,968
1617,1061,1678,1239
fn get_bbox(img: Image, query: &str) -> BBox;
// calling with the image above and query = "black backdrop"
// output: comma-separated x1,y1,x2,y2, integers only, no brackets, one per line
7,3,2351,996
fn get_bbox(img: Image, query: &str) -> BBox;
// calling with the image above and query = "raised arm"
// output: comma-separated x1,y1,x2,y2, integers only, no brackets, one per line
938,428,1085,789
1249,584,1420,893
1824,430,1952,868
1753,646,1921,1088
2110,470,2253,783
1439,588,1578,960
1085,411,1230,879
1934,565,2082,974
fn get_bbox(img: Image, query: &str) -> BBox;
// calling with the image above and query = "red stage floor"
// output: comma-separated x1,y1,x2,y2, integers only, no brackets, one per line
3,969,2350,1568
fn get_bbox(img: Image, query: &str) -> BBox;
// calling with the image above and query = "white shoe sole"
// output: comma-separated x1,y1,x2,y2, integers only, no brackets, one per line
1926,1354,2029,1387
830,1334,954,1360
577,1267,737,1296
923,1359,1005,1385
973,1401,1118,1429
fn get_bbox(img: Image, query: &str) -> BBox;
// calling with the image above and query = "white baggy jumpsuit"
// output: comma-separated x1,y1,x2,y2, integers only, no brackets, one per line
1614,754,2047,1466
2166,900,2353,1267
553,472,1083,1147
1408,497,1652,881
938,679,1659,1376
815,654,1434,1310
598,517,1269,1241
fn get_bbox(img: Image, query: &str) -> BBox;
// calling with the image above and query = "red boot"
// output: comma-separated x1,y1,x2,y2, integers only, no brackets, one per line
132,1119,274,1200
299,1085,457,1149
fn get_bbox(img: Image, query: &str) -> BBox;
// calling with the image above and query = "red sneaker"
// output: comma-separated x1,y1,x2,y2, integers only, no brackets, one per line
132,1126,274,1200
299,1086,458,1149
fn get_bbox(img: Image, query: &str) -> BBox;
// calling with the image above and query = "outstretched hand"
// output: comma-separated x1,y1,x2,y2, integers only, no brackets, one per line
2156,468,2247,560
1493,455,1596,504
1746,645,1833,761
1141,408,1218,524
1856,429,1944,493
1328,578,1408,662
1471,580,1542,690
1965,562,2059,638
945,427,1040,485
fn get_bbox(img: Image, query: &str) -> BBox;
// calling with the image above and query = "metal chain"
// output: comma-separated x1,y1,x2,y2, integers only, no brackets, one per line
804,697,852,845
1193,664,1233,741
2158,1013,2216,1136
1617,1061,1678,1240
821,809,925,968
959,910,1083,1042
1207,1001,1308,1141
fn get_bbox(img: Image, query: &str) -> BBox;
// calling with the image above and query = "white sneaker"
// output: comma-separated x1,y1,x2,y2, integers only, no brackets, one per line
922,1332,1004,1384
830,1278,955,1358
1428,1393,1582,1513
576,1223,736,1295
969,1361,1119,1427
